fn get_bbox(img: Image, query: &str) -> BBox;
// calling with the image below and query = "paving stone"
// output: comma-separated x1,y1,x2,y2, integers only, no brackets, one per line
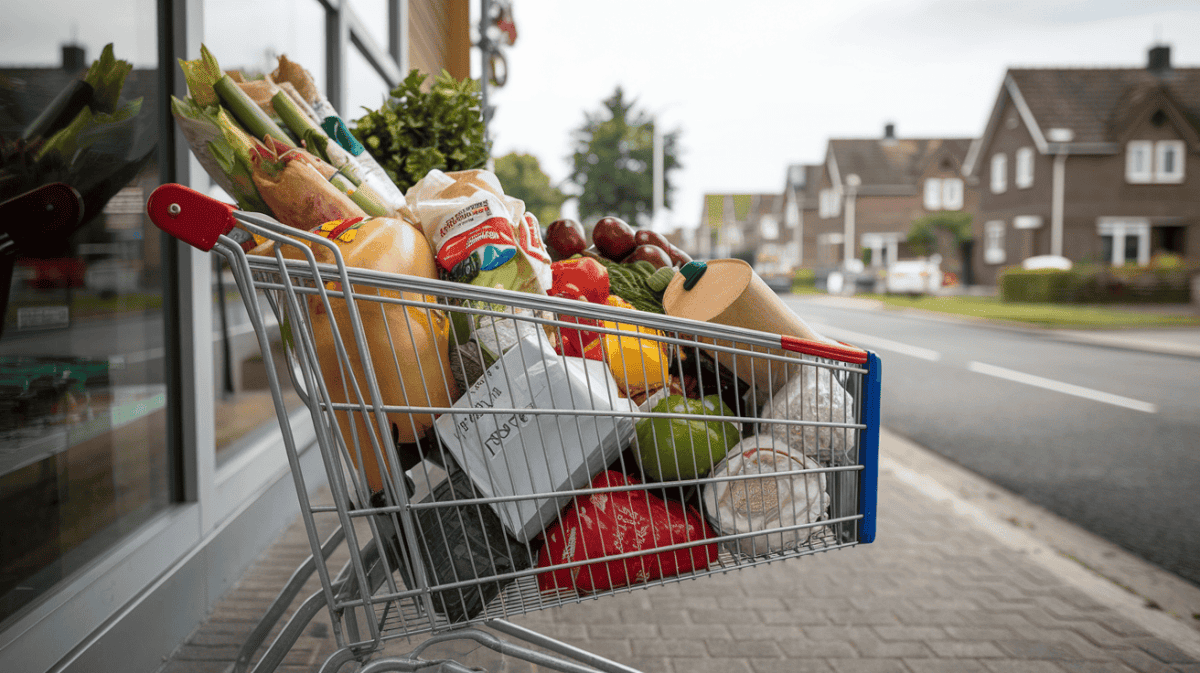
828,659,912,673
943,627,1017,642
587,623,658,640
632,638,708,658
996,639,1087,661
671,658,754,673
760,609,830,625
778,639,858,659
1131,638,1200,664
688,608,761,625
872,626,948,642
1112,649,1180,673
706,639,782,659
659,623,731,640
984,662,1068,673
726,624,803,641
826,610,903,626
927,641,1006,658
903,660,991,673
1056,663,1140,673
750,659,834,673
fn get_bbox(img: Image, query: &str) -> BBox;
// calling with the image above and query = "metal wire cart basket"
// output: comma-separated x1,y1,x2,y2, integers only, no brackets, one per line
148,184,882,673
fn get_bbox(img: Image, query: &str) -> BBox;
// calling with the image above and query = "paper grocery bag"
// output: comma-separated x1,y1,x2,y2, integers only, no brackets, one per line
435,331,637,542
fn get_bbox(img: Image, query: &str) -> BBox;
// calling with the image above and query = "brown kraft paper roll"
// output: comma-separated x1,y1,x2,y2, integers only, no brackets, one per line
661,259,831,396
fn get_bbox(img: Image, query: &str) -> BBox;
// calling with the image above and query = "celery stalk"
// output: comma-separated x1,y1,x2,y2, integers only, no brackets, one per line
271,91,331,163
214,75,295,148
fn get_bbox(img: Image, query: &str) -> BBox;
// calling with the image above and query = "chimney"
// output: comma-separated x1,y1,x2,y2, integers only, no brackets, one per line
884,122,896,139
62,44,86,71
1148,45,1171,73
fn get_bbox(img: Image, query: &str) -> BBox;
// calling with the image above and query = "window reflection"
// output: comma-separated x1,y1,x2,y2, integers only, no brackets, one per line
0,31,167,624
201,0,326,461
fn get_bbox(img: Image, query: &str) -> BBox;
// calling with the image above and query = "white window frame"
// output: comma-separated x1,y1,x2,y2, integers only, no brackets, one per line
1098,218,1151,266
990,153,1007,193
819,188,841,218
923,178,942,210
984,220,1006,264
942,178,963,210
1015,147,1034,189
1126,141,1153,183
1155,140,1185,183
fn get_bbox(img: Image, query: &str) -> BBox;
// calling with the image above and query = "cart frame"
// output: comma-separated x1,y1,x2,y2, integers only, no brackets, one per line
147,185,881,673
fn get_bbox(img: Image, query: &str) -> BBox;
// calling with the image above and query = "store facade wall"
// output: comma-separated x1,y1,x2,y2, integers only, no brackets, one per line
0,1,467,671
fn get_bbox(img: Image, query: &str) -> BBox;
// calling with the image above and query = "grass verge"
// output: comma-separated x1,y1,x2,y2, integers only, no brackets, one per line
866,294,1200,329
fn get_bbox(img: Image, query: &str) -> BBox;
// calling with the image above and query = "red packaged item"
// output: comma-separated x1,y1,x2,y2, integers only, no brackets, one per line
536,471,718,595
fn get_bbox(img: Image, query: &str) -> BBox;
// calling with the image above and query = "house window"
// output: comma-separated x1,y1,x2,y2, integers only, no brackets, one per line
760,215,779,240
1156,140,1185,183
923,178,942,210
1126,141,1153,183
1098,219,1150,266
942,178,963,210
1015,147,1034,188
819,188,841,218
990,153,1007,193
984,221,1006,264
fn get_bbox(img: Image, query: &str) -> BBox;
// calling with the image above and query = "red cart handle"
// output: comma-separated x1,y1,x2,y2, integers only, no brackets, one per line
780,334,869,365
146,183,238,252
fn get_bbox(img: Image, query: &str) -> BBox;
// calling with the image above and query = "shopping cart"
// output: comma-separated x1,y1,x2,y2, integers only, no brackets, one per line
147,184,882,673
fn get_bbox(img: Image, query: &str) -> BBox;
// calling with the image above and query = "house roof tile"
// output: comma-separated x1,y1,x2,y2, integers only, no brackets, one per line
1007,67,1200,144
827,137,973,191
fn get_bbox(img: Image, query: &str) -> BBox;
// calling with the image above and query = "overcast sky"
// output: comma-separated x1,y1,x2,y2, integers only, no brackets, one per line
4,0,1199,233
484,0,1200,230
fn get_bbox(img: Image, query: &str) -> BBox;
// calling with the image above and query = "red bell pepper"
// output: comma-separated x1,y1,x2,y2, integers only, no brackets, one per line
550,257,609,305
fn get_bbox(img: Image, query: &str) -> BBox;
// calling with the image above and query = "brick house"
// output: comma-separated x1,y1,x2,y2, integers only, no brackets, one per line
811,125,976,275
963,45,1200,286
696,192,781,265
780,163,822,270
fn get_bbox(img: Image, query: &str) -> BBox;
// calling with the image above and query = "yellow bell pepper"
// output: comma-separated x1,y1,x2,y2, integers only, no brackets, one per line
602,296,668,397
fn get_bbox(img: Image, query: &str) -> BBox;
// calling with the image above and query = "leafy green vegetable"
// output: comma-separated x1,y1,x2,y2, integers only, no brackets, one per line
351,69,490,193
596,258,665,314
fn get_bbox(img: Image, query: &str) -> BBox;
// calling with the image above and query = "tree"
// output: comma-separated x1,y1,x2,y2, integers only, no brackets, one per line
493,152,568,226
568,87,682,227
908,211,975,284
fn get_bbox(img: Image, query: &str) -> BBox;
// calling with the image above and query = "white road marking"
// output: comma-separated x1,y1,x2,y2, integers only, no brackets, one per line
808,322,941,361
966,361,1158,414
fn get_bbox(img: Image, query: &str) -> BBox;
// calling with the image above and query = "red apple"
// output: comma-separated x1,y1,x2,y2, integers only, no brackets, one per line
621,244,672,269
545,218,587,261
592,216,637,261
634,229,672,253
665,245,692,267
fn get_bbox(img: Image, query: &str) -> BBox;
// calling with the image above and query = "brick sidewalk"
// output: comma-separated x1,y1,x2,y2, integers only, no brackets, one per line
161,459,1200,673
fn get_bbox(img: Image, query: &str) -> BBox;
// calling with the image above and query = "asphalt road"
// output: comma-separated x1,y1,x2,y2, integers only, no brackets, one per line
782,294,1200,588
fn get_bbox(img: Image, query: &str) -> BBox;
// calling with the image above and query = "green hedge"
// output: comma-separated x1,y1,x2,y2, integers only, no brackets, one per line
999,261,1194,303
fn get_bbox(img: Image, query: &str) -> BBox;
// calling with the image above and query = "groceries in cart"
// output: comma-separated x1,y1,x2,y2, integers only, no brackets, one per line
157,47,877,637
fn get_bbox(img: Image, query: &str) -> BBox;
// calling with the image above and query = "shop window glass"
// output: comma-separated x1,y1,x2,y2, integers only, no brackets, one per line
202,0,326,462
346,45,393,122
349,0,391,55
203,0,327,98
0,15,168,624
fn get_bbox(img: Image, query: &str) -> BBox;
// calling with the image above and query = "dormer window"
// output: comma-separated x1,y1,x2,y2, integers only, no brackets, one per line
923,178,963,211
990,153,1007,193
1128,140,1185,183
1015,147,1034,189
